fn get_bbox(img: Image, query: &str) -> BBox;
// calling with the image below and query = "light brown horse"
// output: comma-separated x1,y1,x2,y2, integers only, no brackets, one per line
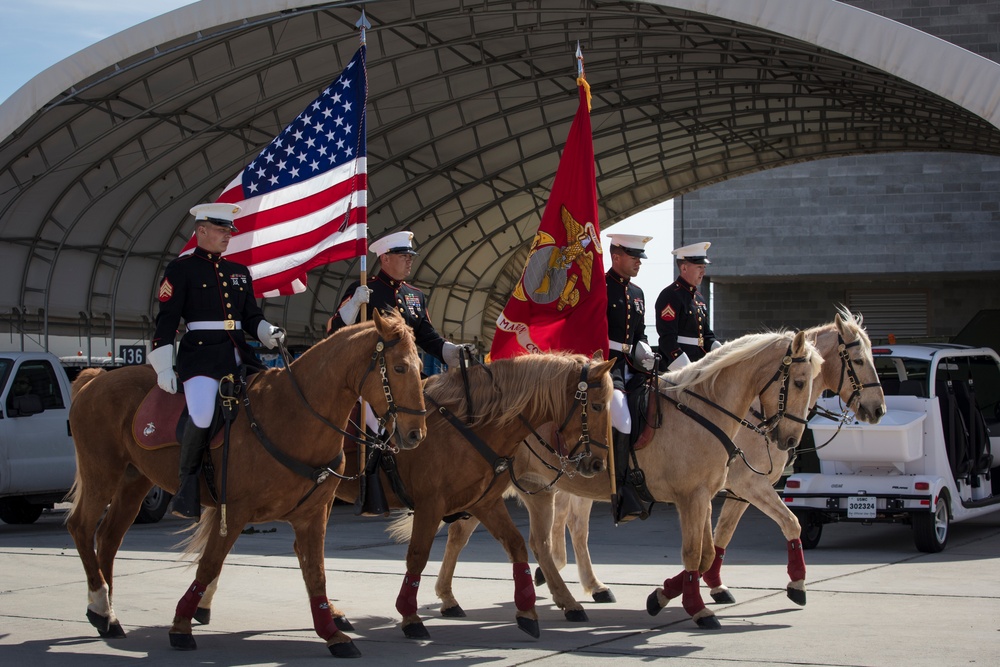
65,310,426,659
344,352,615,641
436,330,822,629
518,309,886,618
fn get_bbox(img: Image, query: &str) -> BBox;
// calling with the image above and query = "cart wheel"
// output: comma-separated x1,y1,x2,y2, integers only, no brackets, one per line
913,492,949,553
794,510,823,550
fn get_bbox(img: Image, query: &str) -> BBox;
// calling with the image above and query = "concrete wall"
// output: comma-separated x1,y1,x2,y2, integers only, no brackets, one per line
678,0,1000,342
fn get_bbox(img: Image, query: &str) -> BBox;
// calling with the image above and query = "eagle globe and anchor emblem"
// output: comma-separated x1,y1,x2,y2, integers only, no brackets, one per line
514,206,601,310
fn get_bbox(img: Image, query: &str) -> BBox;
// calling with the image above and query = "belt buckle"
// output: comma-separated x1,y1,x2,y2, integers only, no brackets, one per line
224,320,235,331
698,336,704,347
621,343,631,354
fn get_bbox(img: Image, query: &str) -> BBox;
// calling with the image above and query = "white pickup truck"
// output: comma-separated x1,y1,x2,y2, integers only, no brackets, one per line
0,351,170,524
784,344,1000,553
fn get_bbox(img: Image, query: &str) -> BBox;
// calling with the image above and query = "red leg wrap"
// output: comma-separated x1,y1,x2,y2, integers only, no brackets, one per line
175,580,207,619
662,570,685,600
309,595,340,640
395,572,421,617
680,570,706,617
702,546,726,588
787,538,806,582
513,562,535,611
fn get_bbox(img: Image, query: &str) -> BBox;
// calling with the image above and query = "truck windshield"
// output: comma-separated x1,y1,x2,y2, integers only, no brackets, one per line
874,357,930,397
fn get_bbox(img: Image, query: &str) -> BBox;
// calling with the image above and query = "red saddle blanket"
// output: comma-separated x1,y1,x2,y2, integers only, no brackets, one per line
132,388,226,451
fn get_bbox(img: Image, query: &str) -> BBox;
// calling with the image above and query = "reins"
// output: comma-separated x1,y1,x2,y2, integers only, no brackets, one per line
428,357,608,507
657,340,814,473
242,329,426,509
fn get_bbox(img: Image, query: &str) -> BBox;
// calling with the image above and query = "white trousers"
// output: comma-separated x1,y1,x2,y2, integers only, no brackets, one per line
611,388,631,433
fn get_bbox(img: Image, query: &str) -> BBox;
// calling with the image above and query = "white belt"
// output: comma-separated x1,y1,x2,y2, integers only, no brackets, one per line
677,335,701,346
187,321,242,331
608,340,631,354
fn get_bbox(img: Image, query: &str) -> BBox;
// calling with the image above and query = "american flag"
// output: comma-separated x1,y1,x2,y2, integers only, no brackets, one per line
182,47,368,298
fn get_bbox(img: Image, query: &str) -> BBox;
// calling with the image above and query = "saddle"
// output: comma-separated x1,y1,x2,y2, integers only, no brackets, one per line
627,372,662,452
132,373,255,451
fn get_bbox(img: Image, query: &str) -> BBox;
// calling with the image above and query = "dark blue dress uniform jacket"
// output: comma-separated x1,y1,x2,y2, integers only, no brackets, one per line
152,246,267,382
655,276,718,371
329,271,447,363
606,268,648,391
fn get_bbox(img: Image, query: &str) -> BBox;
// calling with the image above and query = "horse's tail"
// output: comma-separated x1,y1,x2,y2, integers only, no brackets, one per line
64,470,84,524
386,511,414,543
70,367,106,401
176,509,216,562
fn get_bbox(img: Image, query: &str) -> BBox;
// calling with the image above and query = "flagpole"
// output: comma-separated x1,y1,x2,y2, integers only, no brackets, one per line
576,40,616,511
355,9,372,511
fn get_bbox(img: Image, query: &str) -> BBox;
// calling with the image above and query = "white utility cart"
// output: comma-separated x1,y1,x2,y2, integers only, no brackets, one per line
783,344,1000,552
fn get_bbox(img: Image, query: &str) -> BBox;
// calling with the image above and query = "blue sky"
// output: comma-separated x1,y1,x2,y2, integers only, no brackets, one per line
1,0,195,103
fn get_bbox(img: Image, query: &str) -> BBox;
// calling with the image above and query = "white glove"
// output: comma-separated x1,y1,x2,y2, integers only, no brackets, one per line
257,321,285,350
711,340,722,351
147,345,177,394
634,340,655,371
442,341,476,368
667,352,691,372
337,285,373,325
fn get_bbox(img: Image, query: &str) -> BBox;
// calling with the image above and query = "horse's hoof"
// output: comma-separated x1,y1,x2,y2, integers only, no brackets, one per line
564,609,589,623
441,604,466,618
169,632,197,650
534,566,546,586
328,640,362,659
86,609,110,634
786,586,807,606
516,616,540,639
695,614,722,630
646,590,664,617
101,620,127,639
592,589,616,604
193,607,211,625
402,622,430,639
334,615,355,632
711,590,736,604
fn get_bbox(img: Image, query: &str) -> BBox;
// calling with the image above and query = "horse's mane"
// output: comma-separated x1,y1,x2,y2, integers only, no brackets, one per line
293,310,413,367
663,331,816,394
804,305,872,350
424,352,593,429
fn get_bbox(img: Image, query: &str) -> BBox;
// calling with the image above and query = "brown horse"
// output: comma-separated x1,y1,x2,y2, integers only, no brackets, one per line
515,309,886,618
342,352,615,641
65,310,426,659
436,330,823,628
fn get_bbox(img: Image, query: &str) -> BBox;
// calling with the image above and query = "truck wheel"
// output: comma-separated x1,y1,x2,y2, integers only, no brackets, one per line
0,497,45,524
913,492,949,553
134,486,172,524
793,510,823,549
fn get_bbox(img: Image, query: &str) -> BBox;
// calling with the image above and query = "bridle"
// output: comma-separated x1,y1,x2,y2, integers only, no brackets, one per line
354,335,428,450
428,355,609,501
748,340,815,433
802,330,883,452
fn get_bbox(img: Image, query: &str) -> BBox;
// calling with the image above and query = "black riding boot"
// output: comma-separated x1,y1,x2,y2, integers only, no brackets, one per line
170,421,210,520
612,429,650,524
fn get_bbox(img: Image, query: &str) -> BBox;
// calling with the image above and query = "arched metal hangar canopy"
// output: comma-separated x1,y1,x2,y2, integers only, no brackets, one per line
2,0,999,350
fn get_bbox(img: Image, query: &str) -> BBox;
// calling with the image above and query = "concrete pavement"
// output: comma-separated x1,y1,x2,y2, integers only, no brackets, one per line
1,497,999,665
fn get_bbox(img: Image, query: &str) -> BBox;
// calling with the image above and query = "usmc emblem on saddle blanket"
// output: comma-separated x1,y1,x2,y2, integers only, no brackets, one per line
143,422,156,437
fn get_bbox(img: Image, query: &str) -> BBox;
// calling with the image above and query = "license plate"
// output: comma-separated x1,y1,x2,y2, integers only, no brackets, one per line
847,496,876,519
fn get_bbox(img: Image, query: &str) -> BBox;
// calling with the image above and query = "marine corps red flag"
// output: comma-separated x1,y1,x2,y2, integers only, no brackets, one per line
490,70,607,360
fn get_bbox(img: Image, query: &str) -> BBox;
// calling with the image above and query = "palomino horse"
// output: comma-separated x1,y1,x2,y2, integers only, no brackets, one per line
65,311,426,659
515,308,885,619
436,331,822,628
340,352,615,641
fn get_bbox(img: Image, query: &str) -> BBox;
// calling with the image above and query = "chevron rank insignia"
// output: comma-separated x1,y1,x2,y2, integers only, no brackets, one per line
158,278,174,302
